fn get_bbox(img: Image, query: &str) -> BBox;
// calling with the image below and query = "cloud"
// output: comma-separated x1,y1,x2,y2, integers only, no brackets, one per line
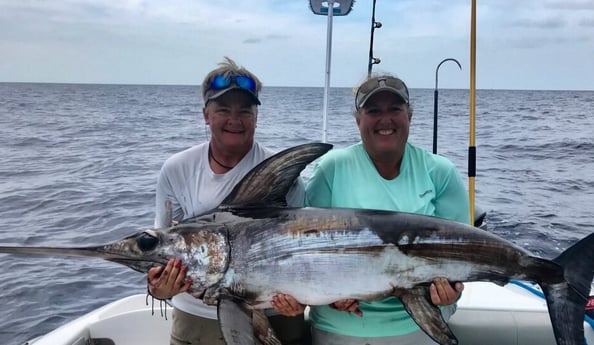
243,38,262,44
0,0,592,90
266,34,291,40
579,17,594,27
508,17,567,29
544,1,594,11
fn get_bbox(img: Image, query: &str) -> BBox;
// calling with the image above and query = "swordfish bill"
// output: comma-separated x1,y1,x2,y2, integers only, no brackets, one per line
0,142,593,345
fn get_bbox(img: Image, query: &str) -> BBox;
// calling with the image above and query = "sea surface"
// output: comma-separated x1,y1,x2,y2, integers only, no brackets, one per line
0,83,593,344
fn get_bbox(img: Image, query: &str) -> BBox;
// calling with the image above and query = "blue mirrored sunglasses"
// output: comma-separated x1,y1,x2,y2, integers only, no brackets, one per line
210,74,257,92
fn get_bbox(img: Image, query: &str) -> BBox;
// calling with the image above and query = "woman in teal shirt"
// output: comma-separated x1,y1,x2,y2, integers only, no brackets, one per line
305,74,470,345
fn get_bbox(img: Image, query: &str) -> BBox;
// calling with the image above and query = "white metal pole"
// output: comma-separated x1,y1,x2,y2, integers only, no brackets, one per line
321,0,334,143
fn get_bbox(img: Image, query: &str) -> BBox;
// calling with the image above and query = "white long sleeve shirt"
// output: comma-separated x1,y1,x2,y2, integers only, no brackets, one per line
154,141,305,318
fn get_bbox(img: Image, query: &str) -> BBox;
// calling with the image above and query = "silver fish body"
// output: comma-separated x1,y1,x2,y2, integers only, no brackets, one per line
213,207,556,307
170,206,567,312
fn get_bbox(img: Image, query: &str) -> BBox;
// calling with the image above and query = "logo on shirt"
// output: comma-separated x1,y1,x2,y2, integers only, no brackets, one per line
419,189,433,198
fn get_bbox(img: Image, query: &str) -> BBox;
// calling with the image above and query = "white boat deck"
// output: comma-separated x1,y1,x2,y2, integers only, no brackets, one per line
27,294,172,345
27,282,594,345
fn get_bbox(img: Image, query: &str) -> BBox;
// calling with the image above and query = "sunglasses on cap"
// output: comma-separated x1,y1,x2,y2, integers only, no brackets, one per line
210,74,257,92
355,76,409,110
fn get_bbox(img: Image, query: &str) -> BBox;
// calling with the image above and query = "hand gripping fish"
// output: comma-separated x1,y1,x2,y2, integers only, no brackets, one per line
1,143,593,345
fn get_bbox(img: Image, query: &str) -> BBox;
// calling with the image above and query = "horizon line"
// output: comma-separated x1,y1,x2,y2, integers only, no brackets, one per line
1,81,592,92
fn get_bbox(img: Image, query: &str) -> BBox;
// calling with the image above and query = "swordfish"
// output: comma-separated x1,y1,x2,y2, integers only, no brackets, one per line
0,142,593,345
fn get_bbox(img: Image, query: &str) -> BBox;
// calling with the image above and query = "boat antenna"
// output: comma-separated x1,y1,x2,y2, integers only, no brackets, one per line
309,0,354,143
433,58,462,154
367,0,381,77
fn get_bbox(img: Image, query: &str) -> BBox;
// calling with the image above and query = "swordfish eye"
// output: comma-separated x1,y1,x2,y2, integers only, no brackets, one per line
136,232,159,252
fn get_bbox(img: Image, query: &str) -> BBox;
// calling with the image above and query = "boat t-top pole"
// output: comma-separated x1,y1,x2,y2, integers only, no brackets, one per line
469,0,477,224
308,0,354,143
322,2,334,143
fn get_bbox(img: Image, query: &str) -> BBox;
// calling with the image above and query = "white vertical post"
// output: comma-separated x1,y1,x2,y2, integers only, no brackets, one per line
321,0,334,143
309,0,353,143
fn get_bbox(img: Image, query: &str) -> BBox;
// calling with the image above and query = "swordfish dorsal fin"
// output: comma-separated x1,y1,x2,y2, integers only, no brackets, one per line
221,142,332,207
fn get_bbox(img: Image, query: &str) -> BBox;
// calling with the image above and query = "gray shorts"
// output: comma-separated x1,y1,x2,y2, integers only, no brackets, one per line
170,308,225,345
170,307,309,345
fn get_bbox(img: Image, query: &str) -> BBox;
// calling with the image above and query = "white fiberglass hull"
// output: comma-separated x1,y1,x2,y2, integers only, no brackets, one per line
27,282,594,345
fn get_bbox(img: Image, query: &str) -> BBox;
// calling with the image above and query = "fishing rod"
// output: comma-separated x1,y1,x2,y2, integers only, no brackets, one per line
367,0,381,76
469,0,477,226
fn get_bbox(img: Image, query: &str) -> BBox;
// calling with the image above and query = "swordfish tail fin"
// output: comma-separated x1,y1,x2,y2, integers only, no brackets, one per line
541,232,594,345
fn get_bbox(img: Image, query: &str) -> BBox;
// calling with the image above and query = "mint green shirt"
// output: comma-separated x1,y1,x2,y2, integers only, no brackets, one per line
305,142,470,337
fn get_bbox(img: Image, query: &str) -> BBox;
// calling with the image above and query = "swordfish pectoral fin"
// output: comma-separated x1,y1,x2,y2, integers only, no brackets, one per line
398,286,459,345
252,309,282,345
218,296,281,345
218,296,256,345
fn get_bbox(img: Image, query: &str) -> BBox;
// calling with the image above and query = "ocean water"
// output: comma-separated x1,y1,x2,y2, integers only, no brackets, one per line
0,82,593,344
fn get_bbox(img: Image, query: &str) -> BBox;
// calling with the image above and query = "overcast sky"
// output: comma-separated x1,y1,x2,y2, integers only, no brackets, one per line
1,0,593,90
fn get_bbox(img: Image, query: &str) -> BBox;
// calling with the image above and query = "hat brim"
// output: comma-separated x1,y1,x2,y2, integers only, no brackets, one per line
357,86,408,109
205,86,261,105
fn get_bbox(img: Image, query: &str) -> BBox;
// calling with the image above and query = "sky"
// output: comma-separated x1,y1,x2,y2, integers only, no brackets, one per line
1,0,593,90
